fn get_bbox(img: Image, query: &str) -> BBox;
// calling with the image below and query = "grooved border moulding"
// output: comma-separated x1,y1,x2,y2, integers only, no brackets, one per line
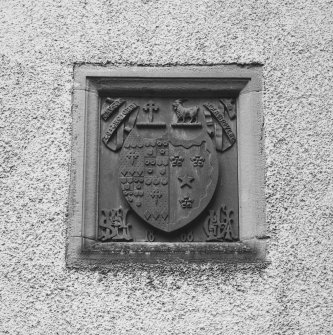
67,65,266,267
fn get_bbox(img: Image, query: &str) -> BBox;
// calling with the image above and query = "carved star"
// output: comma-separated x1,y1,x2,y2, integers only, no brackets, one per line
178,174,194,188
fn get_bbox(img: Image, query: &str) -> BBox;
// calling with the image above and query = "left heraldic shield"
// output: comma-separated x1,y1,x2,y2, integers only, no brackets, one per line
119,127,219,232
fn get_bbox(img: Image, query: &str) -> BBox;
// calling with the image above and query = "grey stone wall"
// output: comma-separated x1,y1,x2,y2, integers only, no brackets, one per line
0,1,332,334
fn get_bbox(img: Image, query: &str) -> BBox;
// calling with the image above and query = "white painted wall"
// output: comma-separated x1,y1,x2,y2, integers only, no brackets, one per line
0,1,332,334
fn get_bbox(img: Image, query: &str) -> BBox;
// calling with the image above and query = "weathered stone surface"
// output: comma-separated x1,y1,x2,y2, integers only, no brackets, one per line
0,1,332,334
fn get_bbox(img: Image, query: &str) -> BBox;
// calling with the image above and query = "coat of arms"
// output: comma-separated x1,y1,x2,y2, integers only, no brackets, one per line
99,97,237,241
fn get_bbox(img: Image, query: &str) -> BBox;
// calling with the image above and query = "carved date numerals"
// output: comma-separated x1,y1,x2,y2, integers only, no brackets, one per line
180,231,194,242
145,230,155,242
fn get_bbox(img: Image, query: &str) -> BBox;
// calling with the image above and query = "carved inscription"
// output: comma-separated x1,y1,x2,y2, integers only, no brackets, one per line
203,103,236,145
102,103,139,145
101,98,126,121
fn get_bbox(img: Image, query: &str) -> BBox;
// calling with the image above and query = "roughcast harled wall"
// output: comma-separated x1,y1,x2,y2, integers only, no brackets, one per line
0,1,332,334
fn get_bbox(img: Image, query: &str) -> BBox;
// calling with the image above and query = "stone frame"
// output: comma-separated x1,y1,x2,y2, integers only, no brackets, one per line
66,64,266,267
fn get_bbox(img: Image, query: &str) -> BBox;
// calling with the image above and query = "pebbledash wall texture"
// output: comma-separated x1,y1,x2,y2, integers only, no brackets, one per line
0,0,332,334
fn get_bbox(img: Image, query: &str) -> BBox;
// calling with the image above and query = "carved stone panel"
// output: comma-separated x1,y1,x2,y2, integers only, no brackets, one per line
98,97,238,242
68,65,266,265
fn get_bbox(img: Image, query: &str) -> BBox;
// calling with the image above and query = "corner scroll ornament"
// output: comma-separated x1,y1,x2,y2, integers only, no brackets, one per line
99,207,133,241
204,205,234,242
219,98,236,120
203,99,237,152
101,98,139,152
101,98,126,121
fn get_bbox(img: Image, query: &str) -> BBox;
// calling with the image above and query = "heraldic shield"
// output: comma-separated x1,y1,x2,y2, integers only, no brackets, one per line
119,128,219,233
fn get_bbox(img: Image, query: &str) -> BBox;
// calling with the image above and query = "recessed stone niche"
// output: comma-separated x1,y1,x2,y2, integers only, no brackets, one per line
67,65,266,266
